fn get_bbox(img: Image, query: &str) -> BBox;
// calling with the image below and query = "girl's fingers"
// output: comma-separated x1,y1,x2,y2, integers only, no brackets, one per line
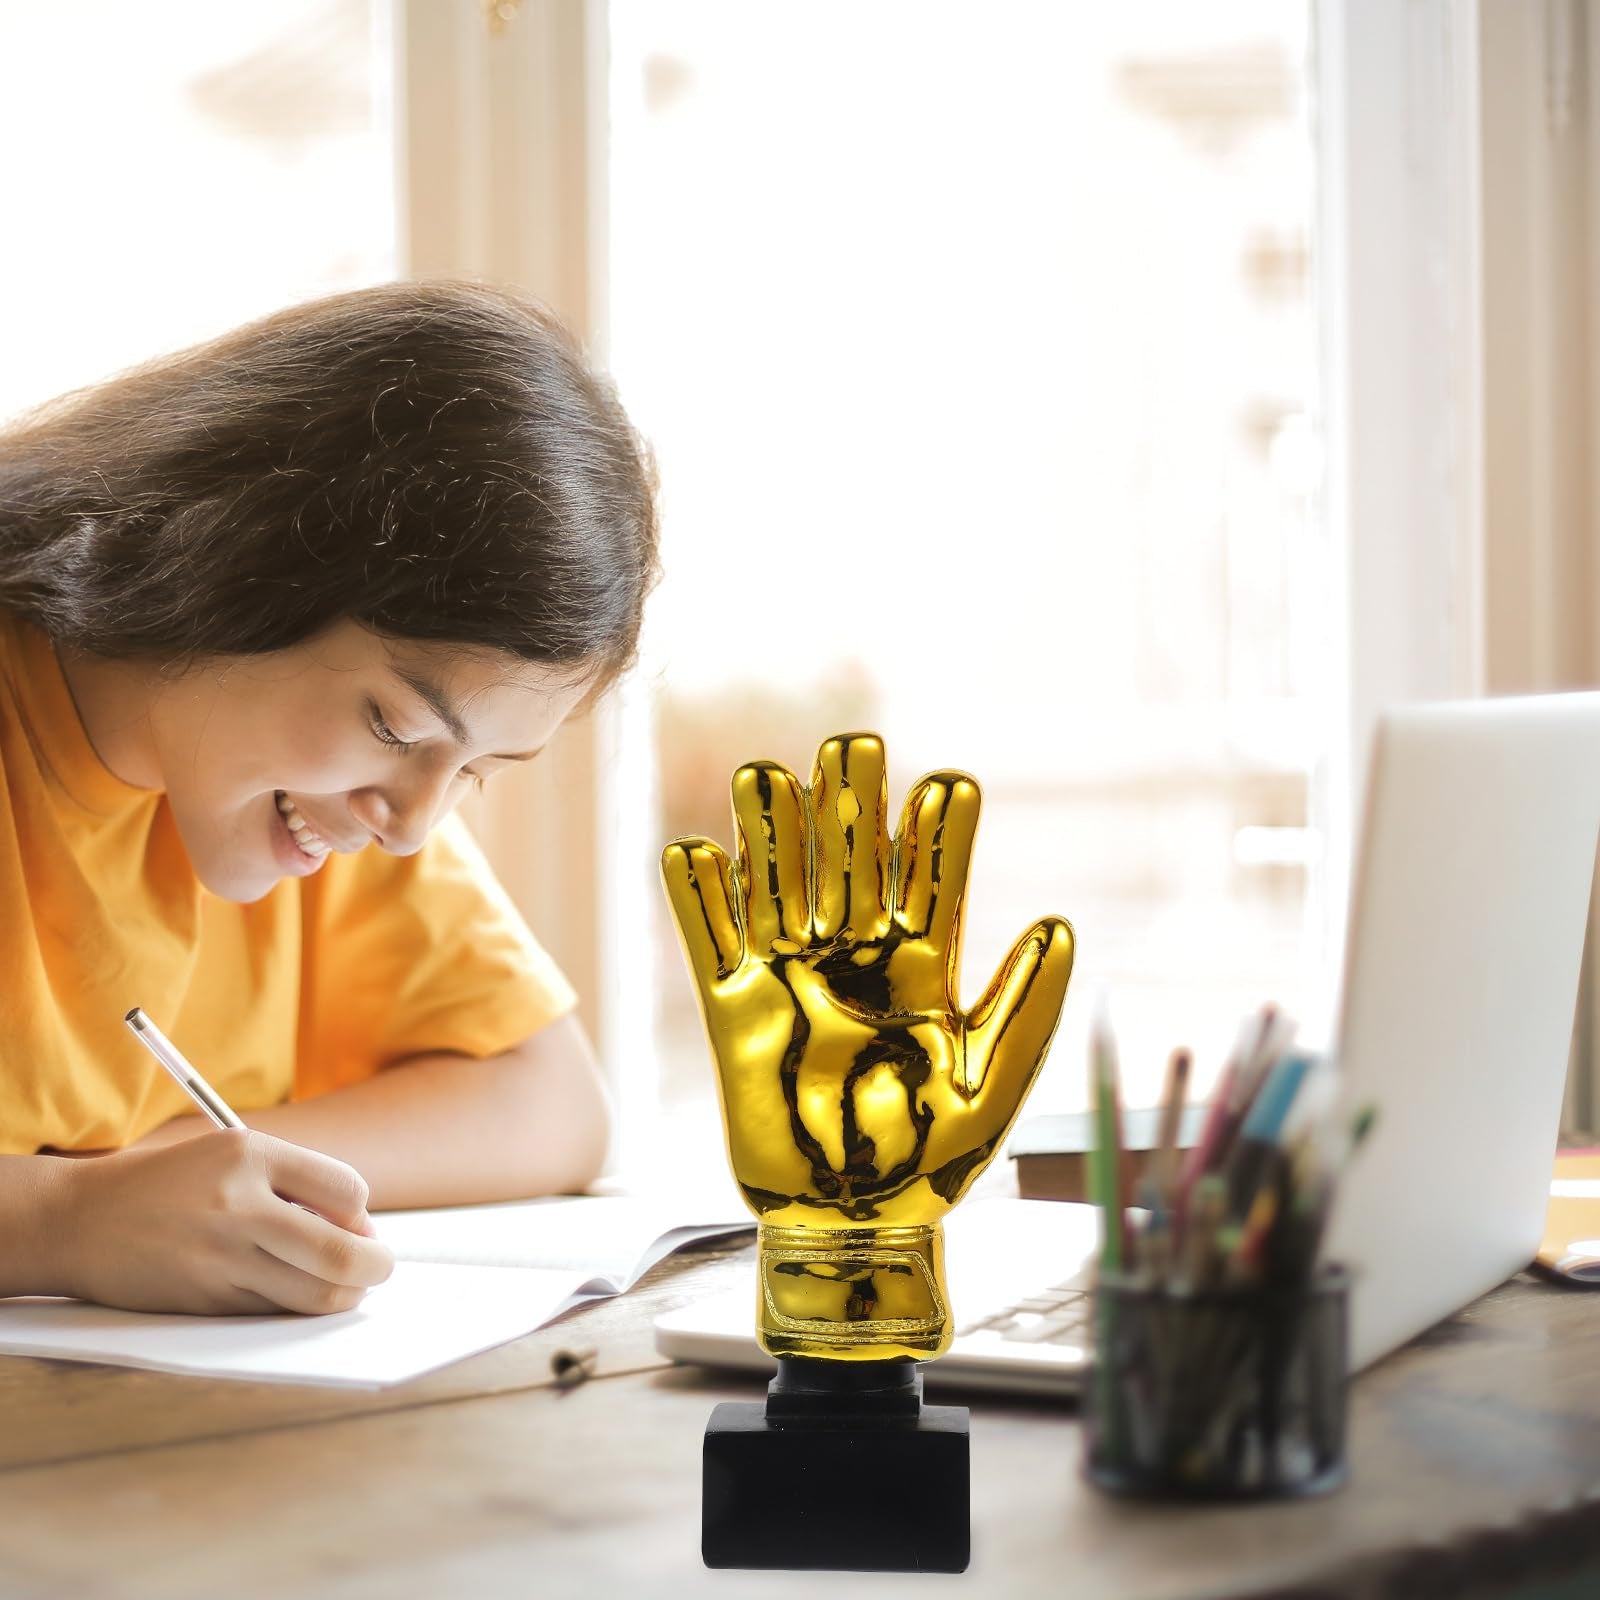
251,1133,371,1232
252,1200,396,1289
216,1286,297,1316
731,759,810,951
237,1248,375,1317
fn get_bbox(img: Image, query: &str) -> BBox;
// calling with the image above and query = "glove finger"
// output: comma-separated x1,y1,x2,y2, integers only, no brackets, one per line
731,760,810,952
810,732,892,944
893,770,980,950
963,915,1075,1101
661,837,742,984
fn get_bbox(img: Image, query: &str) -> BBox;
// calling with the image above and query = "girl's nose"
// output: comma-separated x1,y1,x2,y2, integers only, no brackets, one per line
346,785,434,857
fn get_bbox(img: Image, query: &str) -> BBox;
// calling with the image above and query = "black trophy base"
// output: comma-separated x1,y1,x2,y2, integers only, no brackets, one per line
701,1356,970,1573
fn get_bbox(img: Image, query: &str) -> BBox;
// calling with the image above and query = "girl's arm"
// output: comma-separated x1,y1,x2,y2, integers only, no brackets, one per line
131,1013,612,1211
0,1155,75,1296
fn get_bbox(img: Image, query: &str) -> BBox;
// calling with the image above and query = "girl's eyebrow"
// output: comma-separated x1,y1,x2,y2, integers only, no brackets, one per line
393,667,472,743
390,667,541,762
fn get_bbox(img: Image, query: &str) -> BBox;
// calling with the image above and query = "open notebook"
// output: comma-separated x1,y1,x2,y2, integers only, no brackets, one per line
0,1194,752,1389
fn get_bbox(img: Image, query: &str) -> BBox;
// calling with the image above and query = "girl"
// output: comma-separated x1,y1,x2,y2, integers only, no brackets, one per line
0,280,658,1317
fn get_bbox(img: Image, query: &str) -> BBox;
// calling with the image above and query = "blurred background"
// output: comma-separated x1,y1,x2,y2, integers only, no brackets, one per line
2,0,1596,1176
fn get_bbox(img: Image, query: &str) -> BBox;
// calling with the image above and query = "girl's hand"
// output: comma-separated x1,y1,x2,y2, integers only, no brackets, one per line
58,1130,395,1315
124,1114,212,1152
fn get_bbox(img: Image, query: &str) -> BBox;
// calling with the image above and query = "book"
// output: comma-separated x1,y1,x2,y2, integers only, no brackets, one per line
1008,1106,1206,1203
0,1193,753,1389
1538,1148,1600,1281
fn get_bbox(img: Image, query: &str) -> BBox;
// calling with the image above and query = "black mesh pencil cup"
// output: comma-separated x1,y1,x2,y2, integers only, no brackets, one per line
1083,1265,1349,1500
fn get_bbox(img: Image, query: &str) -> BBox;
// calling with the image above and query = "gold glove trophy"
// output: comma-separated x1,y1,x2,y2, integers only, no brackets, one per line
662,732,1074,1573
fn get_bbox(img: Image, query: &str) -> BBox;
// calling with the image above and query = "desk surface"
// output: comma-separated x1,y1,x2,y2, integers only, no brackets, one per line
2,1245,1600,1600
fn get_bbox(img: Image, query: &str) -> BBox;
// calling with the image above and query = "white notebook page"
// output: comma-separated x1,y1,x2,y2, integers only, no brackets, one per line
0,1193,752,1389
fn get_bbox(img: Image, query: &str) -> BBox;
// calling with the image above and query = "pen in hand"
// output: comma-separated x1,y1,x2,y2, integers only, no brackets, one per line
124,1005,379,1237
124,1006,246,1130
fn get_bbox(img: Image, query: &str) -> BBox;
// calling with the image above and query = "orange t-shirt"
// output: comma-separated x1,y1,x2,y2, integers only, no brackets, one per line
0,613,577,1155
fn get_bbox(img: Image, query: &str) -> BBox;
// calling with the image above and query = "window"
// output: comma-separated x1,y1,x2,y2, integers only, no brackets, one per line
606,1,1326,1140
0,0,394,424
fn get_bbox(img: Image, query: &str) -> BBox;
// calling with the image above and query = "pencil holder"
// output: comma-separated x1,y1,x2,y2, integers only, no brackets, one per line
1083,1265,1349,1500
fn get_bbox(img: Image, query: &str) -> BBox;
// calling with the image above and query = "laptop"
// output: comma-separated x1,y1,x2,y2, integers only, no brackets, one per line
655,692,1600,1395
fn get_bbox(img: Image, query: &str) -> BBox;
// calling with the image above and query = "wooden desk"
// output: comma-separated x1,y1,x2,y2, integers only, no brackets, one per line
2,1250,1599,1600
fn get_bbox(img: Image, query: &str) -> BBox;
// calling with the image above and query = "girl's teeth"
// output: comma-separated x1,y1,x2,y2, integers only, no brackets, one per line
275,792,327,855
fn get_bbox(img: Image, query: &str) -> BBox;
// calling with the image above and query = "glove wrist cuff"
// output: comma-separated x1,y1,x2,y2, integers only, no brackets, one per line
755,1221,950,1362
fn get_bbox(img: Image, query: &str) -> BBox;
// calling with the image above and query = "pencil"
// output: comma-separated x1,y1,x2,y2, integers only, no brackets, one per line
1173,1059,1237,1233
1152,1047,1192,1214
1090,1001,1128,1273
124,1006,246,1131
1286,1103,1380,1276
1228,1179,1281,1284
1224,1051,1316,1214
1182,1175,1227,1289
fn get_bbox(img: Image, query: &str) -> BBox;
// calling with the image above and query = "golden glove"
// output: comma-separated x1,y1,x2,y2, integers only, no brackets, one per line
662,732,1075,1363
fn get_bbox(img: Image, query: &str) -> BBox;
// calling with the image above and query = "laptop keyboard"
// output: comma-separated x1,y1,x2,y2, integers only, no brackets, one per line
954,1263,1094,1347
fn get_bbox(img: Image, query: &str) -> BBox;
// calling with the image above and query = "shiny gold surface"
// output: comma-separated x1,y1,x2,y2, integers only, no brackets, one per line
662,733,1075,1361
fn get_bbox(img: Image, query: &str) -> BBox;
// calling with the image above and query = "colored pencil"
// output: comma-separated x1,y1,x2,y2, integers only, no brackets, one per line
1089,1000,1128,1273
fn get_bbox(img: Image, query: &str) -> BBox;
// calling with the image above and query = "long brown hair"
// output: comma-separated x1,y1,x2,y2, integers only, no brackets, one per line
0,279,659,689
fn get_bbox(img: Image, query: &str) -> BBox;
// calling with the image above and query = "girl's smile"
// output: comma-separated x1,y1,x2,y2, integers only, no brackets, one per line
272,791,335,875
58,621,587,902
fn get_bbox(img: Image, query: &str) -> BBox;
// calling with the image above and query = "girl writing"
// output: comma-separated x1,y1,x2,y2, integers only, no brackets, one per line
0,279,658,1316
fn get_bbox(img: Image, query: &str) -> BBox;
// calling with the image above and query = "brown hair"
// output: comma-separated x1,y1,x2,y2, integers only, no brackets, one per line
0,279,659,691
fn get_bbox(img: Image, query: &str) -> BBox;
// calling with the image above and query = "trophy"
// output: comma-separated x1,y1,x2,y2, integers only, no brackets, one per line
662,732,1074,1572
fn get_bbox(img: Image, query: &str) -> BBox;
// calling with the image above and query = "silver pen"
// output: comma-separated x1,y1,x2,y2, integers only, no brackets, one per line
124,1006,246,1131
